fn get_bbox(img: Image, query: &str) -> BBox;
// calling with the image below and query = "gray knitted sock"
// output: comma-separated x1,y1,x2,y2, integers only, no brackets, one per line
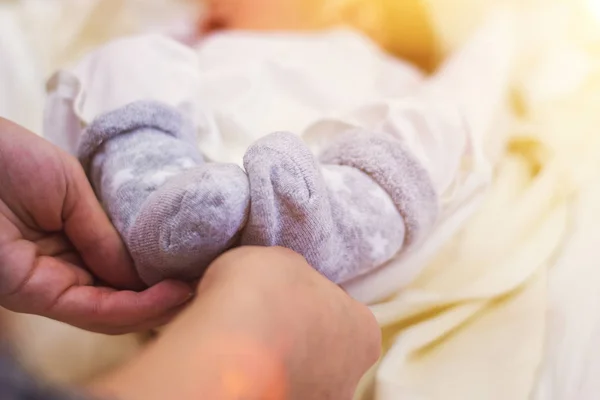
241,131,437,283
79,101,249,285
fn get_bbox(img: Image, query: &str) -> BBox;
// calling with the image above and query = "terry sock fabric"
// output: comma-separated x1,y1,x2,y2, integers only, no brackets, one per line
241,131,438,283
78,101,250,286
320,130,439,246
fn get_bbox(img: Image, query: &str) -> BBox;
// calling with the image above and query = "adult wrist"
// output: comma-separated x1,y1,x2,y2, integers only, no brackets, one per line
88,333,288,400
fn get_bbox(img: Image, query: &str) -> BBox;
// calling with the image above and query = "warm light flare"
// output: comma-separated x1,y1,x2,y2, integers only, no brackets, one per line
588,0,600,24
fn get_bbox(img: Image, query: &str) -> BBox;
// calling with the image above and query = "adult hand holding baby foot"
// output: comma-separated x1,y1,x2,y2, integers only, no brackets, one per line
0,118,381,400
0,117,193,334
92,247,381,400
79,101,250,286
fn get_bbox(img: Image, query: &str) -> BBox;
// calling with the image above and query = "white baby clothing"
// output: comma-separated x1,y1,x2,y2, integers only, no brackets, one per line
44,23,514,303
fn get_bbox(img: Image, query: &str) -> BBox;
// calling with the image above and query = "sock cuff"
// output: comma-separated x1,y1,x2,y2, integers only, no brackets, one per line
319,130,439,246
77,100,196,175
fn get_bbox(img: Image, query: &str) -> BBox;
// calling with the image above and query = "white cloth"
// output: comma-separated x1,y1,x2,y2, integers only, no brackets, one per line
44,22,514,302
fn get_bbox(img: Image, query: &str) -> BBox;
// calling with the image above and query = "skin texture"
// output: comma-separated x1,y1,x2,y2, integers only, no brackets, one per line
201,0,324,32
0,118,193,334
91,246,382,400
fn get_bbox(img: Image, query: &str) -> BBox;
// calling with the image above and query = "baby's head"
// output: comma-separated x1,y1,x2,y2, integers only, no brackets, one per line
201,0,437,69
202,0,322,31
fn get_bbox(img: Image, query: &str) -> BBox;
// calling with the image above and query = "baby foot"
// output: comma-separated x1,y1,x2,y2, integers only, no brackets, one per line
319,130,439,247
79,101,249,285
128,163,249,285
242,131,436,283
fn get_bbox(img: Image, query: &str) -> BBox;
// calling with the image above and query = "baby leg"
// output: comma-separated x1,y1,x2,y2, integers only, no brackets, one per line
79,101,249,285
241,131,437,283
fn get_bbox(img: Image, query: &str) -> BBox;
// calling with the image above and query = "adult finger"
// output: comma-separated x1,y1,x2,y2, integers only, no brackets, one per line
47,280,194,334
61,158,143,290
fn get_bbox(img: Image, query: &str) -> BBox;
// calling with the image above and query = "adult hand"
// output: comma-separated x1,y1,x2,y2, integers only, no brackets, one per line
0,118,192,334
91,247,381,400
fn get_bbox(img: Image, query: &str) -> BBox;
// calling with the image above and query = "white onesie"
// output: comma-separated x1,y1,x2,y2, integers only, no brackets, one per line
44,23,514,303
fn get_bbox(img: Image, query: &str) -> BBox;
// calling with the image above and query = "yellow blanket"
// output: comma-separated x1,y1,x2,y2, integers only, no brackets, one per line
355,1,600,399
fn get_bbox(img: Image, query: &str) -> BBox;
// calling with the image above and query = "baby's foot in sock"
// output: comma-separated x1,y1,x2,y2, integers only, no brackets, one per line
79,101,249,285
321,164,407,281
242,131,437,283
319,130,439,247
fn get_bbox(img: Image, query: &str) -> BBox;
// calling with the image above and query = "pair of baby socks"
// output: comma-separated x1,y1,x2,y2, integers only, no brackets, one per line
79,101,437,285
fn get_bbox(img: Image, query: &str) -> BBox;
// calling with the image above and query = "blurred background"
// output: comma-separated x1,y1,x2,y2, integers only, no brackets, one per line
1,0,600,399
